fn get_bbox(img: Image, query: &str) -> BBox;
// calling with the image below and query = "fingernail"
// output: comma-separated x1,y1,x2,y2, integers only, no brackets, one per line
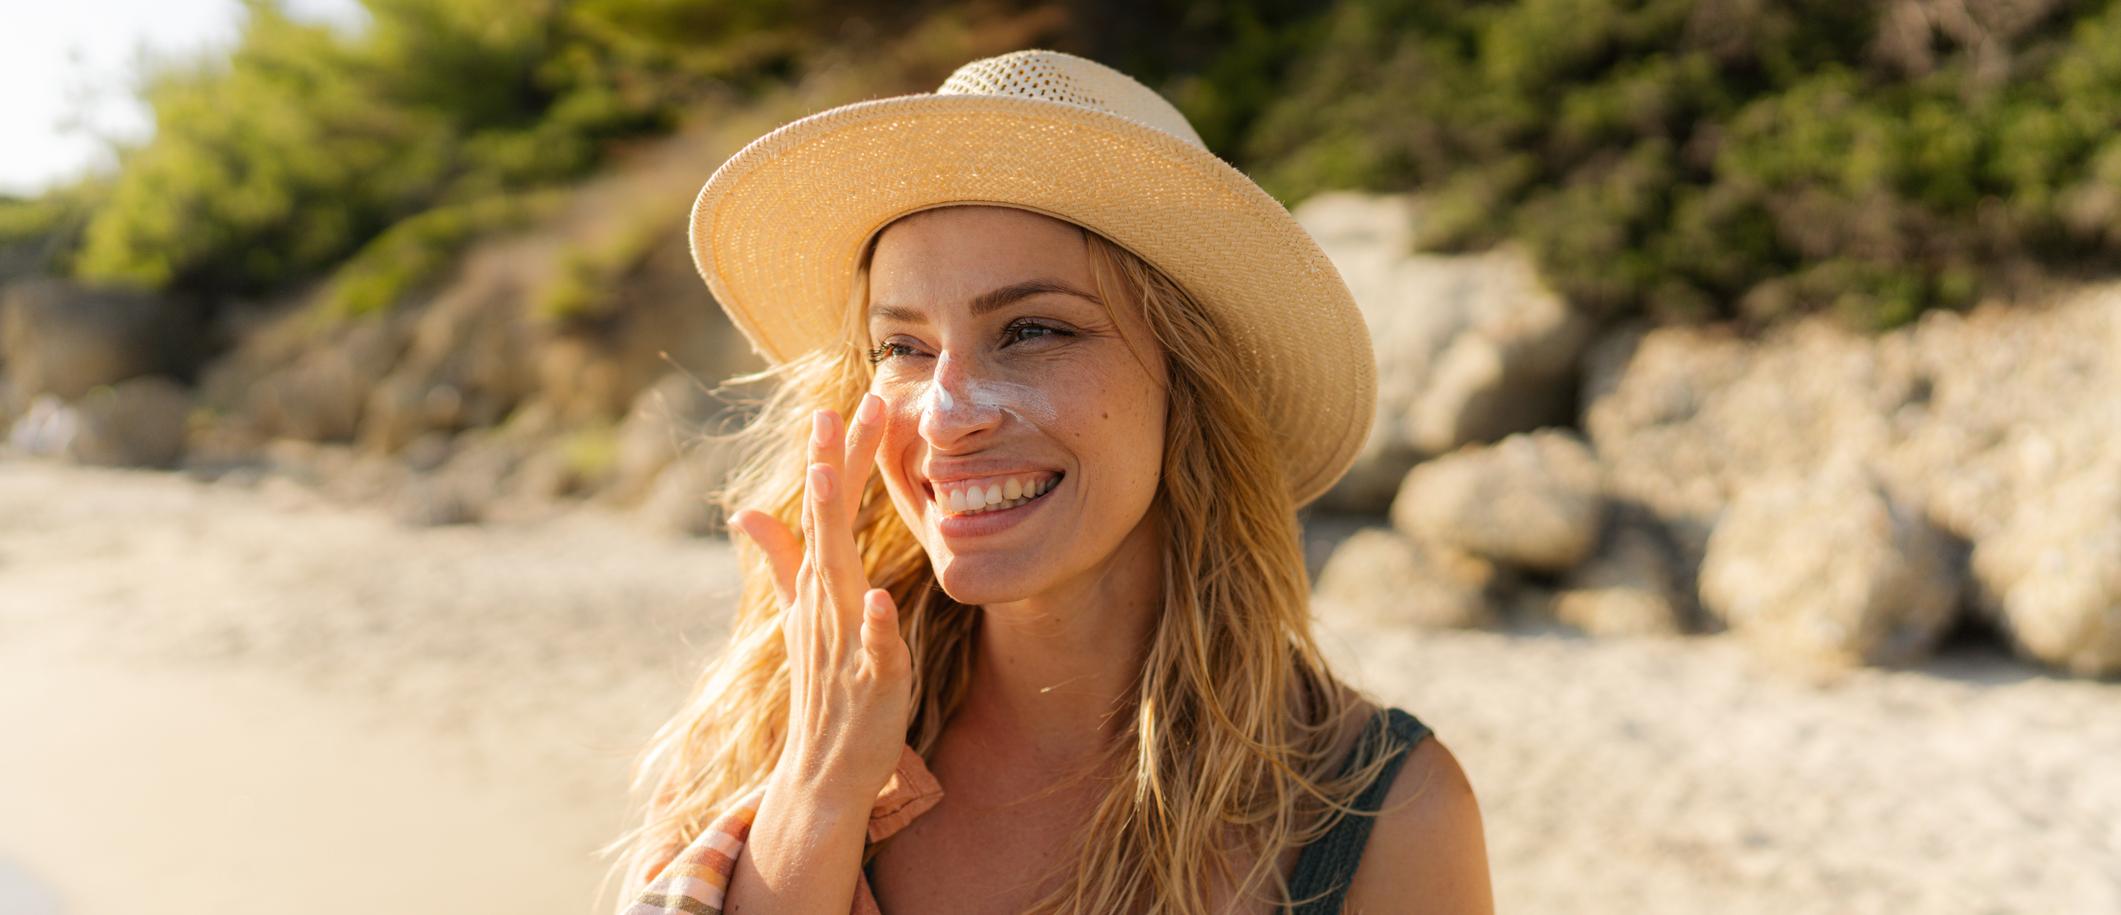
810,464,832,500
729,511,758,541
856,393,881,423
813,411,832,443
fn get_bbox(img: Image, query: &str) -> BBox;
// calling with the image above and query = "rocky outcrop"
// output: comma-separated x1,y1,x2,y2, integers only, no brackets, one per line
1583,284,2120,675
68,375,194,468
1,279,199,405
1698,463,1963,671
1970,459,2121,677
6,394,77,457
608,371,737,505
1297,192,1593,512
193,291,413,455
1313,527,1501,629
637,444,746,537
9,376,195,469
1390,429,1605,573
1553,506,1688,637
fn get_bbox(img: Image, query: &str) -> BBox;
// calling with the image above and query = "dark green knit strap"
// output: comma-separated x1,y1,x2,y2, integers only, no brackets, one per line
1285,707,1432,914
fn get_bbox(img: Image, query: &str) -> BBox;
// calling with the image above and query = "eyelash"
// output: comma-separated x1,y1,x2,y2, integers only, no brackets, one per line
867,320,1070,365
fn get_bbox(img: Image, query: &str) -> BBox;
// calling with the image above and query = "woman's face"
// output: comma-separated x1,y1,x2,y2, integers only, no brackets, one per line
864,206,1168,606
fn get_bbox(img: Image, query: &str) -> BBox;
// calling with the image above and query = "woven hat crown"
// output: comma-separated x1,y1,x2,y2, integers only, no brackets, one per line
934,50,1207,149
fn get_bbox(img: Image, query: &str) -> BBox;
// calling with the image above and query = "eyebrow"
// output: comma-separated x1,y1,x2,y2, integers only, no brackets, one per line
868,278,1102,325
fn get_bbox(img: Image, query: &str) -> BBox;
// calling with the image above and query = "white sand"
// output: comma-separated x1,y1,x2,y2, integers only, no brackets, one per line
1,459,2115,914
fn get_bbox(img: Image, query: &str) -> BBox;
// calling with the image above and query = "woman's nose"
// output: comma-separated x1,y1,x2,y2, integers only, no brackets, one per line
916,352,1003,449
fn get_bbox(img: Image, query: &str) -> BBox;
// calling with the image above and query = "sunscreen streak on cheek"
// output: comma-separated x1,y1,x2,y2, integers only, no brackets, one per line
962,377,1058,427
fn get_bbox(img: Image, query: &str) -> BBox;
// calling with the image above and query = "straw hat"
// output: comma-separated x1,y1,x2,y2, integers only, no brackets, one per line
689,48,1375,506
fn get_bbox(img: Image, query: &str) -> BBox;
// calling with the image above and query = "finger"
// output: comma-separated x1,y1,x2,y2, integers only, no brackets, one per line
861,588,908,674
730,509,799,607
806,411,866,631
840,393,886,516
800,410,835,555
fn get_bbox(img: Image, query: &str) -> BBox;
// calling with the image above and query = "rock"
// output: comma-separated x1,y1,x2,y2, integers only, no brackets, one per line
248,316,405,443
1296,192,1592,512
6,394,78,457
1312,527,1500,629
1391,430,1605,573
1554,512,1687,636
1698,463,1962,670
68,375,193,468
1584,320,1906,568
1586,287,2121,568
1970,461,2121,677
1407,286,1590,454
1583,285,2121,673
608,372,735,505
399,432,457,473
0,278,199,401
530,233,762,426
359,249,545,453
637,444,743,537
393,475,486,527
511,447,584,502
1880,296,2121,544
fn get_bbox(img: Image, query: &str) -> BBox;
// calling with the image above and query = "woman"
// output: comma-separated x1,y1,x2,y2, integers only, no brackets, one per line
611,50,1492,914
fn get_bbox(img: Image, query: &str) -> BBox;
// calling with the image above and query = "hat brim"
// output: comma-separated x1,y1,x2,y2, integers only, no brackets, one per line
689,93,1375,507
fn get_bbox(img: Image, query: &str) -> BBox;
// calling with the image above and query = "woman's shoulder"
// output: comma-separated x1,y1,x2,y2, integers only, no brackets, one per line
1341,706,1493,914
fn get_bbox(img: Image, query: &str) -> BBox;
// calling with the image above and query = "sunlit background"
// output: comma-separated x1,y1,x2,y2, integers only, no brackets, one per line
2,2,2117,913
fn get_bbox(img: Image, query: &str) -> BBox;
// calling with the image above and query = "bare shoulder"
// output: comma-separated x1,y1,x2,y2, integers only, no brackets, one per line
1343,733,1494,914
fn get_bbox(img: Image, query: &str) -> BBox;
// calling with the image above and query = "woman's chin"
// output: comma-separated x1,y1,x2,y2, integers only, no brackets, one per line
930,555,1048,607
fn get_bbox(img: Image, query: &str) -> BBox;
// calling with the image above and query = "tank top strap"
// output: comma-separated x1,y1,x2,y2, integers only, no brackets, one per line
1284,706,1433,913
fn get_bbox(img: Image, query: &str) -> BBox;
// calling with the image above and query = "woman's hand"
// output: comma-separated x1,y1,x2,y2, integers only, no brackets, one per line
729,392,914,809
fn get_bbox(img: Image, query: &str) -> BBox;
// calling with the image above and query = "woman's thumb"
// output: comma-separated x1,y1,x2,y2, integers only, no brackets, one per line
730,508,800,607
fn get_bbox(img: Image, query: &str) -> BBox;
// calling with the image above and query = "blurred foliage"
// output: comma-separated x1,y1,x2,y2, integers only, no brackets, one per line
54,0,914,315
21,0,2121,333
558,419,620,481
536,212,666,324
1242,0,2121,328
318,191,561,319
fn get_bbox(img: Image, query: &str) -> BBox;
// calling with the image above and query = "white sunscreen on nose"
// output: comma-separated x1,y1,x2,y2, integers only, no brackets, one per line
914,376,1057,428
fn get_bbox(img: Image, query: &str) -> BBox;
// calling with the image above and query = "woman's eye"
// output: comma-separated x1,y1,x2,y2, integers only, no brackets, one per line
1003,320,1069,346
866,340,927,365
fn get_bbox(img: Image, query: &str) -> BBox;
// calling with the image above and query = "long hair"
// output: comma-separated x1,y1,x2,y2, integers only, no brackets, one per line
602,209,1396,913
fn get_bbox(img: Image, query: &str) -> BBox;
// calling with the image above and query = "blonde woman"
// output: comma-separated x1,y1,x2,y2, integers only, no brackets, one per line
611,50,1492,914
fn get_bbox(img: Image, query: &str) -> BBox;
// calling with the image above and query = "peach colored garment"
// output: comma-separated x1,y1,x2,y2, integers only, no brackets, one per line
624,745,943,915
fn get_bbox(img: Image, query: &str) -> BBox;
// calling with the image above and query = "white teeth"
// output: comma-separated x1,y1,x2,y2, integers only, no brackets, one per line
934,474,1060,516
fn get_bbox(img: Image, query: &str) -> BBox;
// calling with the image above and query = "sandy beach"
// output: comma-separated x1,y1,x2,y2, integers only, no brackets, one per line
2,458,2116,914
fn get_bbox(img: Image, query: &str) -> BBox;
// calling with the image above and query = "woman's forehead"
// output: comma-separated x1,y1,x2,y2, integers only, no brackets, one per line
868,206,1094,308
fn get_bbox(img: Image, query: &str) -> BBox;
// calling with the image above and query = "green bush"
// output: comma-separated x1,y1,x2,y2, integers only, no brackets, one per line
318,192,559,320
39,0,2121,333
535,214,666,324
1242,0,2121,328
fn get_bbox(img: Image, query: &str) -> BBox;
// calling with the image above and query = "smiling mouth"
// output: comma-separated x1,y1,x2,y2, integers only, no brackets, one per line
926,471,1063,517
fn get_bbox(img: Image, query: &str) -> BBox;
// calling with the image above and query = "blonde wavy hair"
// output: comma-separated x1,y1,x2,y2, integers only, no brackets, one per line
603,208,1397,913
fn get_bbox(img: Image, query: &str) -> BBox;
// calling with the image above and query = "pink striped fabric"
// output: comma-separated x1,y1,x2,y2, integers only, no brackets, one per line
626,745,945,915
